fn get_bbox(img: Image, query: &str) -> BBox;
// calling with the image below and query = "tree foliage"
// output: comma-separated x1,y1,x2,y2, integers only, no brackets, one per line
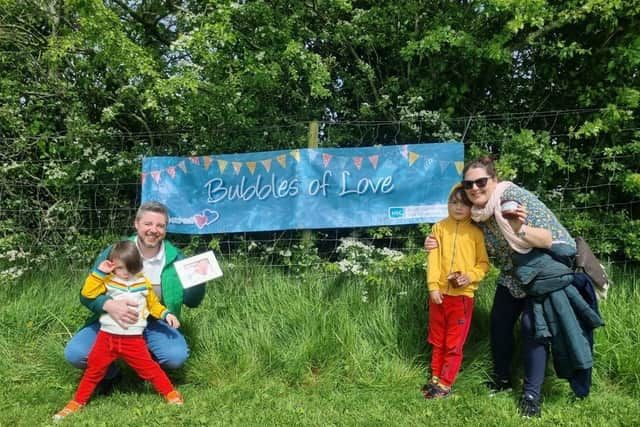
1,0,639,277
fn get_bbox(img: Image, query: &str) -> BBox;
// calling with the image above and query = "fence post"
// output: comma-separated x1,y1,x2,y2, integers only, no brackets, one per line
302,121,319,247
307,120,319,150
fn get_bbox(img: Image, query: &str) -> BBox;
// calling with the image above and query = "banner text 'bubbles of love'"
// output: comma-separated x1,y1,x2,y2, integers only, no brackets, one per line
141,142,464,233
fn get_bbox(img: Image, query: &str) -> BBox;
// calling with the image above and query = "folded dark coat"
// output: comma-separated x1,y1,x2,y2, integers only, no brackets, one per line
512,249,605,379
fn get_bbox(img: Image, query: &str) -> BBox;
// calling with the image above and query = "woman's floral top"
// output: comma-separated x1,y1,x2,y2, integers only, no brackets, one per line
475,183,576,298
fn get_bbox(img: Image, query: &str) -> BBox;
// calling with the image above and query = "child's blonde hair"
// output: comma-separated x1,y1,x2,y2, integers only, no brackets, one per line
449,185,472,207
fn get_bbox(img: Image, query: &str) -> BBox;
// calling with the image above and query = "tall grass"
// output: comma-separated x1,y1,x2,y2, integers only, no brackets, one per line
1,262,639,426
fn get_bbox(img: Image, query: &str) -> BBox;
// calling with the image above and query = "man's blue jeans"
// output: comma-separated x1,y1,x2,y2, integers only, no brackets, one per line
64,319,189,379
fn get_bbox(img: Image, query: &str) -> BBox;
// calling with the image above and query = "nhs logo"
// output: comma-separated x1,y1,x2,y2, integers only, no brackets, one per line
388,207,405,219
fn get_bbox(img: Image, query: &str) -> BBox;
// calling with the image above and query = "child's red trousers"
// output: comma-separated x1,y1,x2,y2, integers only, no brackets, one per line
428,295,474,387
74,330,174,404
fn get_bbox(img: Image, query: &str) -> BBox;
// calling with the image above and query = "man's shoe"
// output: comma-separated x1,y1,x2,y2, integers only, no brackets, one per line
519,393,542,418
486,377,512,395
53,400,83,421
165,390,184,405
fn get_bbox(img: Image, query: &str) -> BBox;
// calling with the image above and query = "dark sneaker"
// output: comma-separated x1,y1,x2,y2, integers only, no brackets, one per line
420,376,439,398
423,384,451,399
486,377,512,395
519,393,542,418
420,383,434,398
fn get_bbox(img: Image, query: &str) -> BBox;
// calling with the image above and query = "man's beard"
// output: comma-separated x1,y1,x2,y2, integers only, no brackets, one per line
140,234,160,248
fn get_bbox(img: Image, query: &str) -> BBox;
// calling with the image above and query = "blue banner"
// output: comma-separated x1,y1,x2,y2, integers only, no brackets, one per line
141,142,463,234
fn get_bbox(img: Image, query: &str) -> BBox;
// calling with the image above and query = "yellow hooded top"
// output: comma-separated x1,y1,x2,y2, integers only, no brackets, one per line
426,186,490,298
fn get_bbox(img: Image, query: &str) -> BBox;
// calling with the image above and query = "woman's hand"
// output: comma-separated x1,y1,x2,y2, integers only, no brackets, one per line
506,204,527,234
424,235,439,251
507,205,553,248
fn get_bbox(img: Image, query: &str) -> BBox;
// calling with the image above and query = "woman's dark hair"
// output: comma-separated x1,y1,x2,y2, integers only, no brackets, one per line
462,155,499,180
108,240,143,274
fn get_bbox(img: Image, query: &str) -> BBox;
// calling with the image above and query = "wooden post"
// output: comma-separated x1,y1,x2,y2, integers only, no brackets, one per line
302,121,319,246
307,120,319,149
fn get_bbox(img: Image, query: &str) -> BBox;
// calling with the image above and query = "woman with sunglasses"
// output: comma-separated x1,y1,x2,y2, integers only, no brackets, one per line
425,156,599,418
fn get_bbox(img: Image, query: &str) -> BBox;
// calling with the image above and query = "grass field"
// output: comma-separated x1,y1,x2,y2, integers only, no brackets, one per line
1,262,639,426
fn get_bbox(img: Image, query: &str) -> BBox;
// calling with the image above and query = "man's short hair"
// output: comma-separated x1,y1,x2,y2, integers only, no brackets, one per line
136,201,169,223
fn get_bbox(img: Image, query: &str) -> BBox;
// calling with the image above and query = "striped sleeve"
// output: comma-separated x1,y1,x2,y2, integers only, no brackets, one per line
80,268,109,299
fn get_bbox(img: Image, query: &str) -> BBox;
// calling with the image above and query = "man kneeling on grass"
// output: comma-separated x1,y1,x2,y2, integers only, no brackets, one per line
54,241,183,421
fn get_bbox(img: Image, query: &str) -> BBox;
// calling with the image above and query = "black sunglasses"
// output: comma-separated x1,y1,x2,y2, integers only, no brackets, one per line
461,176,491,190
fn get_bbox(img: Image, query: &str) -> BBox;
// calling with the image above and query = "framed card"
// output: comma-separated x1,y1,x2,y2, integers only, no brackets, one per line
174,251,223,288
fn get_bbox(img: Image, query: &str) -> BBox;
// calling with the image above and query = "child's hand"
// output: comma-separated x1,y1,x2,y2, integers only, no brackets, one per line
456,273,471,288
165,313,181,329
98,260,116,273
429,290,443,304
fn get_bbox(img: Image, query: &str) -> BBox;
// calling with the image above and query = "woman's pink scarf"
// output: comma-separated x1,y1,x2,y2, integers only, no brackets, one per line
470,181,532,254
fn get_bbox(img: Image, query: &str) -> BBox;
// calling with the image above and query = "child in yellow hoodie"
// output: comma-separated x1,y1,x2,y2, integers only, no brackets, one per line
421,184,490,399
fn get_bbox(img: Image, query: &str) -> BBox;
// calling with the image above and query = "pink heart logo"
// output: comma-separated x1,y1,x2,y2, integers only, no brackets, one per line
194,214,208,228
193,209,219,229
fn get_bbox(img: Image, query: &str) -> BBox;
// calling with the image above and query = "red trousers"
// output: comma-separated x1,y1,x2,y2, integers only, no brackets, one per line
74,330,174,404
427,295,474,387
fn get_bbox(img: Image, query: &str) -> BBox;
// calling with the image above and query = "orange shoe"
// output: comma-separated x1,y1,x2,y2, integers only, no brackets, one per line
165,390,184,405
53,400,84,421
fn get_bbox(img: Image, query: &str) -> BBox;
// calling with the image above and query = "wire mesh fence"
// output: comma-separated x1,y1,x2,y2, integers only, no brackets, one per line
1,114,639,278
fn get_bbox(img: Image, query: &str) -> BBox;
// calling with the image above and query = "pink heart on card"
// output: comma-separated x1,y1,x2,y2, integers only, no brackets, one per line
193,209,219,229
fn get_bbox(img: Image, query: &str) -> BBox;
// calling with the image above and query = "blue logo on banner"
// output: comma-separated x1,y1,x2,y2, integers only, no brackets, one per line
389,207,405,219
141,142,463,234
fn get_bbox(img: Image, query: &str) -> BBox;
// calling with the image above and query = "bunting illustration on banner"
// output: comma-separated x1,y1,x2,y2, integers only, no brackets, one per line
454,161,464,174
142,142,463,233
408,152,420,166
277,155,287,168
178,161,187,174
246,161,257,175
322,153,332,168
353,157,363,170
232,161,242,175
203,156,212,170
369,155,379,169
